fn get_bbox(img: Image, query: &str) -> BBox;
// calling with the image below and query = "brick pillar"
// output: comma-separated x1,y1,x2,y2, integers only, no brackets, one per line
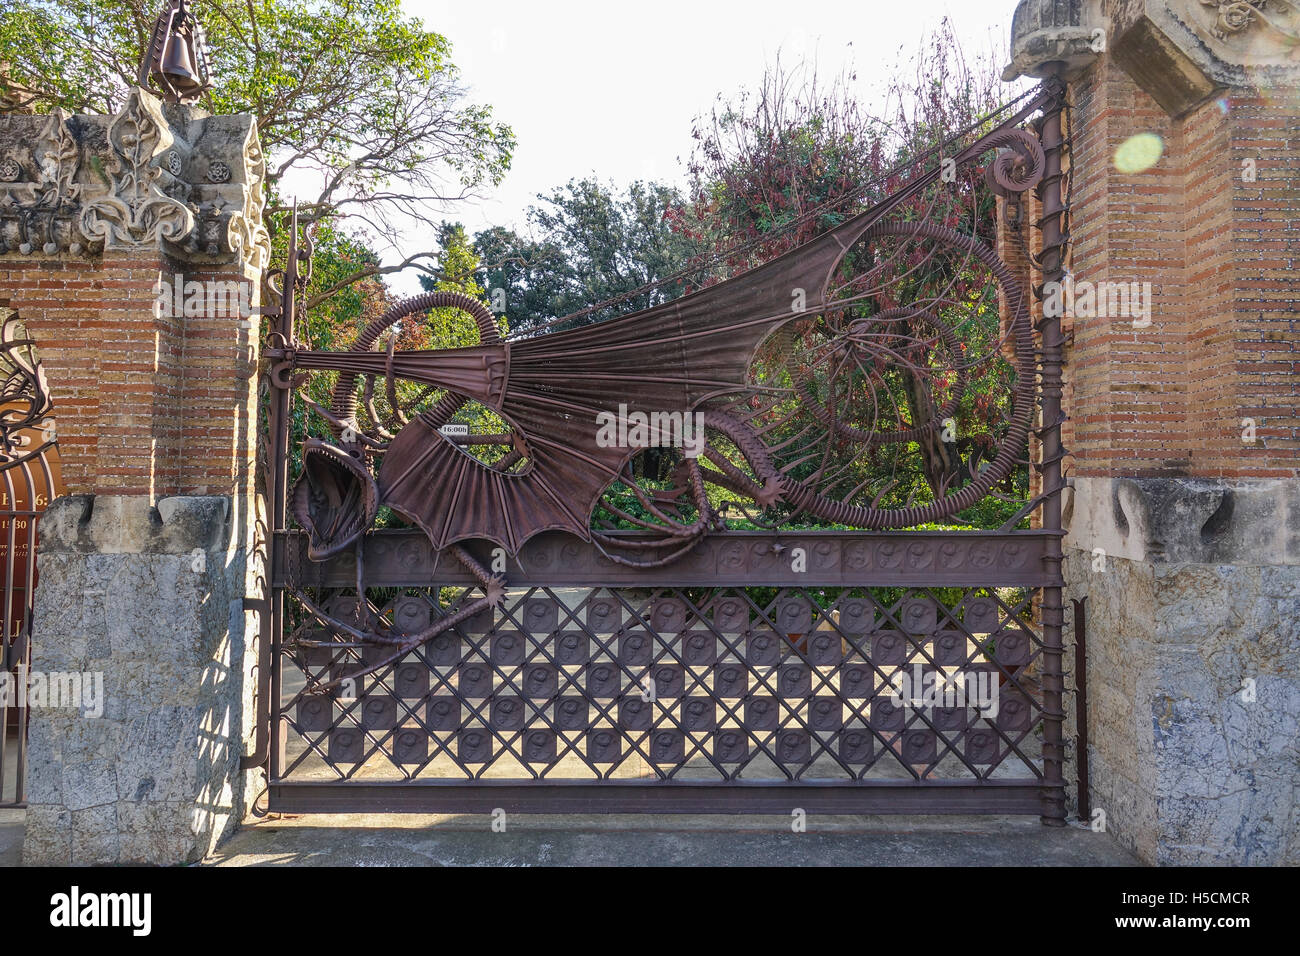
0,88,271,863
1005,0,1300,864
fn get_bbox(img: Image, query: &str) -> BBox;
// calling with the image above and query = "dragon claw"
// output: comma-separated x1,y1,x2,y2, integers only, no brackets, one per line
484,576,508,607
754,476,783,508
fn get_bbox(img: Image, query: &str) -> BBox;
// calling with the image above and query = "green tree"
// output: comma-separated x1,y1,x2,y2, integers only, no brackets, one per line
0,0,515,252
677,25,1028,527
471,178,702,334
470,225,569,332
415,221,504,349
293,221,390,351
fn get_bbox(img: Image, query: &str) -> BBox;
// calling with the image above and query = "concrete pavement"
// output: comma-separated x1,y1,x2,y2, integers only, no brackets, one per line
203,812,1141,866
0,808,1141,867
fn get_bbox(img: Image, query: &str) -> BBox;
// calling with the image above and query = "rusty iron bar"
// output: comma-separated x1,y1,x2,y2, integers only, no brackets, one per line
243,209,308,776
1034,70,1069,827
277,528,1064,589
1074,596,1090,822
269,218,306,778
269,780,1050,815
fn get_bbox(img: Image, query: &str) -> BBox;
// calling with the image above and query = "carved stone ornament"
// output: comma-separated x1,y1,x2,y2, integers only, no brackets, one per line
0,86,270,265
79,89,195,249
1003,0,1106,81
1006,1,1300,101
1198,0,1300,43
1119,0,1300,115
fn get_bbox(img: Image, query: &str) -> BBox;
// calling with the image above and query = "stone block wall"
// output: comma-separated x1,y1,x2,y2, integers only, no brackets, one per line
23,495,252,864
1062,477,1300,864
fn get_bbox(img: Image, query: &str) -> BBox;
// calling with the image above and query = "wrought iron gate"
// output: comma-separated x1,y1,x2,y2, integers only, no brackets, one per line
0,306,61,809
257,80,1070,822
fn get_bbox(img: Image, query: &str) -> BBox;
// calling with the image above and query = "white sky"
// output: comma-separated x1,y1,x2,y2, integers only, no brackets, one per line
378,0,1023,293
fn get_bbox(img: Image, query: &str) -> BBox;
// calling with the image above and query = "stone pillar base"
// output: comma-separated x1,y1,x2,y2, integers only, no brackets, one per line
1063,476,1300,865
22,494,257,865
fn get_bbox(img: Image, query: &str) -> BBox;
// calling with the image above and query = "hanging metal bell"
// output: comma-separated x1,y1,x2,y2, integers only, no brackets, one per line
159,27,204,94
138,0,212,104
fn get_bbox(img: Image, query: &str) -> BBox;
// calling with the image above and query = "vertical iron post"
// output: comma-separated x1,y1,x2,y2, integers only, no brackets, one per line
1036,69,1069,826
266,211,300,781
1074,596,1090,822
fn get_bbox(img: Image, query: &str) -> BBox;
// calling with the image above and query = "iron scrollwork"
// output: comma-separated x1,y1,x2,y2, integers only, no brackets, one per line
0,309,54,460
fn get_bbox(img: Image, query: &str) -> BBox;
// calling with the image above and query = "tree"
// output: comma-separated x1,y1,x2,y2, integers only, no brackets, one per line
675,23,1027,525
0,0,515,252
471,225,570,333
415,221,504,349
295,220,392,351
671,58,887,278
470,177,702,334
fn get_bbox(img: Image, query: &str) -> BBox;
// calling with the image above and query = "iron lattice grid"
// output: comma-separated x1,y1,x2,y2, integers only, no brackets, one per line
268,531,1060,815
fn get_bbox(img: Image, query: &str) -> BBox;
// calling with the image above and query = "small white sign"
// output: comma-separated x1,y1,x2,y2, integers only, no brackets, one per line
439,424,469,438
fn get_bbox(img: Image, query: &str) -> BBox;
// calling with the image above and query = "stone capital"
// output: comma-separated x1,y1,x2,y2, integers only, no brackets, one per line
1064,476,1300,565
0,87,270,267
1007,1,1300,113
40,494,231,555
1004,0,1108,81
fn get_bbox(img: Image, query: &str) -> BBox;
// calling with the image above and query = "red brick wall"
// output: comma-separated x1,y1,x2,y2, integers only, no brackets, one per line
0,252,259,498
173,262,261,497
1225,95,1300,476
1002,59,1299,481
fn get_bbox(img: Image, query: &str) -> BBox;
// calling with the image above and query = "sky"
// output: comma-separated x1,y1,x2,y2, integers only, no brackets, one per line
376,0,1026,294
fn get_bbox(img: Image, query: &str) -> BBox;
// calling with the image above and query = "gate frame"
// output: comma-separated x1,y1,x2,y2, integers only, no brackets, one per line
254,77,1071,825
